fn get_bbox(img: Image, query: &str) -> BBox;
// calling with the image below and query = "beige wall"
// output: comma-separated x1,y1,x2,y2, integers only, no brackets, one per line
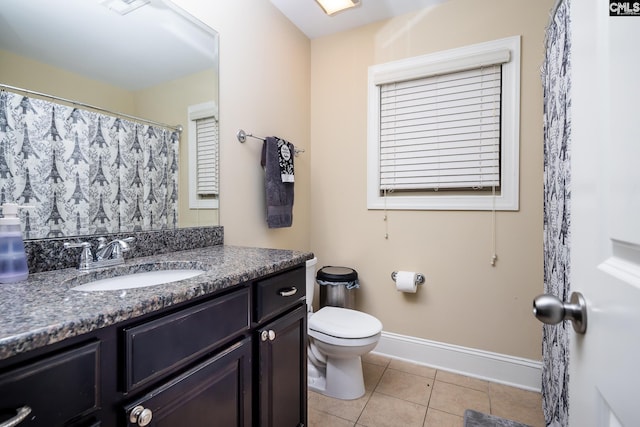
1,49,135,114
309,0,552,360
135,68,220,227
173,0,312,251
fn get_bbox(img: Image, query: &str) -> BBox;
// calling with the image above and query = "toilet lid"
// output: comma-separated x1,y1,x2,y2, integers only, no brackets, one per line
309,306,382,339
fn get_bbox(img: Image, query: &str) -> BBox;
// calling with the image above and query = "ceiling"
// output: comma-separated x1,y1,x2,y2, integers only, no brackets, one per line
0,0,218,91
269,0,447,39
0,0,441,91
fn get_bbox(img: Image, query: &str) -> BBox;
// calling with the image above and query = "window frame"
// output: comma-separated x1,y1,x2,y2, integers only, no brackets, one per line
367,36,521,211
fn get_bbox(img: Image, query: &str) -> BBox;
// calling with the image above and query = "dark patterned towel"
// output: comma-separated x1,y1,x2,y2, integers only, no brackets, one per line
261,137,294,228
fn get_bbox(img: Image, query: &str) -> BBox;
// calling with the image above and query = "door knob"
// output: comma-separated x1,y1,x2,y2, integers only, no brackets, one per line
533,291,587,334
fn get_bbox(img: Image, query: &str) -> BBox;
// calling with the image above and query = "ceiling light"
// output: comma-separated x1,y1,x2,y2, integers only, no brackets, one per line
100,0,150,15
315,0,361,16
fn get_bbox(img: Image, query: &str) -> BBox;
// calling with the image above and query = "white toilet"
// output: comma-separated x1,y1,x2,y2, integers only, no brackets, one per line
305,257,383,400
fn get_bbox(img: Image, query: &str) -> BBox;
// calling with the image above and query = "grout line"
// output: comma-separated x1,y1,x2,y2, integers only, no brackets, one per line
354,362,388,425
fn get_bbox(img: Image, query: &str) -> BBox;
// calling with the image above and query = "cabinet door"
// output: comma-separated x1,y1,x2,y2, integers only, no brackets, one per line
257,305,307,427
124,337,252,427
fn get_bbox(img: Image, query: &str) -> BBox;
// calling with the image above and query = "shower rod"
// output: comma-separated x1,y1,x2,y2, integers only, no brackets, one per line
0,83,183,133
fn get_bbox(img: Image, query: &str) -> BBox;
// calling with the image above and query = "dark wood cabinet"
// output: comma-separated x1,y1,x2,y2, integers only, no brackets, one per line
122,289,250,392
120,286,251,426
123,337,252,427
257,305,307,427
253,266,307,427
0,341,100,427
0,264,307,427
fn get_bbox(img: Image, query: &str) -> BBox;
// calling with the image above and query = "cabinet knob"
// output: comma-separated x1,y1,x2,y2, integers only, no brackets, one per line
130,405,153,426
261,329,276,341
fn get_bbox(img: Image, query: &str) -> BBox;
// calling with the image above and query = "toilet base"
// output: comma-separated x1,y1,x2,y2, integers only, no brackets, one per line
308,356,365,400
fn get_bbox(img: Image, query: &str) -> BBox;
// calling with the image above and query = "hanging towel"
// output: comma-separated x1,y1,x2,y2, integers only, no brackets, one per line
262,137,294,228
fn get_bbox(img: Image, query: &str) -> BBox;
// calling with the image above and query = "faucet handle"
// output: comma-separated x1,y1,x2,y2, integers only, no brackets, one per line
63,241,94,270
122,236,136,249
64,241,90,249
114,237,135,258
96,237,108,250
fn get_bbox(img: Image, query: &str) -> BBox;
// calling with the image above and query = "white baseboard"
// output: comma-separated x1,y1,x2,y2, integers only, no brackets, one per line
372,331,542,392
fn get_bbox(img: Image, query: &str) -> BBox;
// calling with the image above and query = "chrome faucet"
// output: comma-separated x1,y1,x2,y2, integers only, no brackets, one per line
64,236,136,271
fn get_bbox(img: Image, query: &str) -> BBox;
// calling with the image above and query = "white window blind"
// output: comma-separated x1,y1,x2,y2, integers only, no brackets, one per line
367,35,520,211
188,101,218,209
195,116,219,196
379,65,501,191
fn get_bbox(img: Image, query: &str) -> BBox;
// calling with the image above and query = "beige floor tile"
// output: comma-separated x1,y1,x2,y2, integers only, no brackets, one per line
375,368,433,406
429,381,490,417
363,352,392,367
308,390,371,422
363,361,386,391
435,370,489,393
308,407,356,427
489,383,545,427
357,392,427,427
423,408,464,427
388,359,437,379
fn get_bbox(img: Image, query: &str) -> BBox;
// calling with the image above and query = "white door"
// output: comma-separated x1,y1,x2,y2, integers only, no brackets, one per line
569,0,640,426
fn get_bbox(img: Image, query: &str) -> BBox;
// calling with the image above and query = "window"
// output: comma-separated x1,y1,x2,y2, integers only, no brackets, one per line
367,36,520,211
188,101,219,209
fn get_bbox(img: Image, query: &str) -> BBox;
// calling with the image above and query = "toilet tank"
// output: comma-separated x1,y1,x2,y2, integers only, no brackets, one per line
305,257,318,309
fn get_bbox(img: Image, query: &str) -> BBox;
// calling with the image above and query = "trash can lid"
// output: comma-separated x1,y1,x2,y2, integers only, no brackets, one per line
316,266,358,282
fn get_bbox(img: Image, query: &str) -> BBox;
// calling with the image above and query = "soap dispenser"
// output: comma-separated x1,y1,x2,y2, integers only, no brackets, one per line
0,203,30,283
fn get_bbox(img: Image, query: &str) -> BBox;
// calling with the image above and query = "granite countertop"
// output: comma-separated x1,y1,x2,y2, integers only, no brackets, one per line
0,245,313,361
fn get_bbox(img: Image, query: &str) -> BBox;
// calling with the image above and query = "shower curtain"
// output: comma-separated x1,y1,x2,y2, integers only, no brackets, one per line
0,89,179,239
541,0,571,426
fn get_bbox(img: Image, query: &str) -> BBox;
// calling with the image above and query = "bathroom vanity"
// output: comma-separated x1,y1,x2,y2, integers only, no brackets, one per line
0,244,311,427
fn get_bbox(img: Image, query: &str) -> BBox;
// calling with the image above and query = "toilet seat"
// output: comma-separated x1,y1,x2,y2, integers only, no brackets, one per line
309,306,382,339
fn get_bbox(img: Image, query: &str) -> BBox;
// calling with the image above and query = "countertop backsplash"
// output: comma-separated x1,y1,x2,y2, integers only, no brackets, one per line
24,226,224,274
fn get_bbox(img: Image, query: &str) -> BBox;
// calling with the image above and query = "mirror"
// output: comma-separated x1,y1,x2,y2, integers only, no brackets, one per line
0,0,219,239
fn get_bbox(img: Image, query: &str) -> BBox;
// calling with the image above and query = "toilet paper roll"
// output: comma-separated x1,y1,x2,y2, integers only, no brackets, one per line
395,271,418,293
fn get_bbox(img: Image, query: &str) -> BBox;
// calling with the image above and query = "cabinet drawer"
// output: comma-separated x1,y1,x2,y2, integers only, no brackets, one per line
123,287,249,392
254,266,305,324
0,341,100,427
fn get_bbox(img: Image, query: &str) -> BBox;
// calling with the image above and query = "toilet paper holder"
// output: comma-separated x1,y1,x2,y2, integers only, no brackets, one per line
391,271,425,286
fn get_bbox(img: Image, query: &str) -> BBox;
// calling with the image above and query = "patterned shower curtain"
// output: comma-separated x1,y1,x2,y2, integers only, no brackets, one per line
541,0,571,426
0,89,179,239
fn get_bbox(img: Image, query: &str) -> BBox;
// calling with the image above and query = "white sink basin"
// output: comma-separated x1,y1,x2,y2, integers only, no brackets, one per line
71,269,206,292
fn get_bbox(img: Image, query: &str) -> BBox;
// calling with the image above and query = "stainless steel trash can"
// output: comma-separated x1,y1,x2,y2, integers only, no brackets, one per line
317,266,359,309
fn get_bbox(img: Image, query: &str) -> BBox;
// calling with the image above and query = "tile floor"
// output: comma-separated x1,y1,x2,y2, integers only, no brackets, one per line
308,353,545,427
